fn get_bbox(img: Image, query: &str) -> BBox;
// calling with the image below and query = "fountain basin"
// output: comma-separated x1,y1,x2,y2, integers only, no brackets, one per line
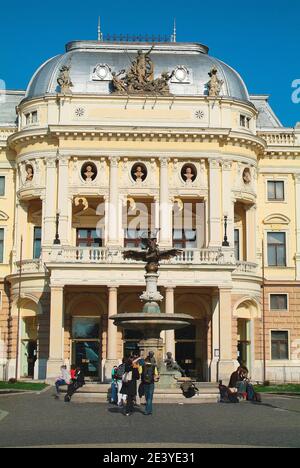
111,312,193,336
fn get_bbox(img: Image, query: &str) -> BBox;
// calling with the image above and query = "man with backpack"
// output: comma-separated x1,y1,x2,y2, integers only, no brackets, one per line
141,353,159,416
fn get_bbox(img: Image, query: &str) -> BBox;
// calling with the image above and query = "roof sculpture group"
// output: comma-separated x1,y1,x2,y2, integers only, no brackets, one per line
57,46,224,97
111,46,175,95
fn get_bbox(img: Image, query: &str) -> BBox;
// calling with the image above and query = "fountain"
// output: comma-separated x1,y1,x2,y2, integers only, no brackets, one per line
110,231,194,388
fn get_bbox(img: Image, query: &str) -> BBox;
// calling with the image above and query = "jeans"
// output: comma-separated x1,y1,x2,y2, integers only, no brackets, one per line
55,379,66,395
144,383,155,414
111,381,118,403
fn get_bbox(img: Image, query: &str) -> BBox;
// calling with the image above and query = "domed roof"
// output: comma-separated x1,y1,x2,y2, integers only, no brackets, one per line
25,41,249,101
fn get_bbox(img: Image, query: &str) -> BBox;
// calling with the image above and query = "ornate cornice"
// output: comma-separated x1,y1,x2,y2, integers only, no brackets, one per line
8,125,266,154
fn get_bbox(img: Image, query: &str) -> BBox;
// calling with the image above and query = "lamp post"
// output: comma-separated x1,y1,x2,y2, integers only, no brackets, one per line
53,210,61,245
222,215,230,247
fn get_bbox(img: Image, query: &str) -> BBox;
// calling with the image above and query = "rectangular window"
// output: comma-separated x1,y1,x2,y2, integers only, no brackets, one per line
76,228,102,247
124,229,142,249
31,111,38,123
0,176,5,196
173,229,197,249
33,227,42,259
267,181,284,201
271,331,289,360
234,229,240,261
0,229,4,263
267,232,286,266
240,115,246,127
25,113,31,125
270,294,288,311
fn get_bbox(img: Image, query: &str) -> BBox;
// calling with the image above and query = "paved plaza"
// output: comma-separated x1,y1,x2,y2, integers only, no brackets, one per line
0,389,299,448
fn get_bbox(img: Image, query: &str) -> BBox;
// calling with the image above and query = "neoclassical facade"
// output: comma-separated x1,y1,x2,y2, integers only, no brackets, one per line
0,38,300,383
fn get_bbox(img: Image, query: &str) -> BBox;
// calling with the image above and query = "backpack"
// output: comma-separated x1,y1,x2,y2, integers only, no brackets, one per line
181,382,199,399
116,364,125,380
143,364,155,384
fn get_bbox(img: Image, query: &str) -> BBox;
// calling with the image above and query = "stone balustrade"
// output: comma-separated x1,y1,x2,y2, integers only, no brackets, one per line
234,260,258,274
13,248,259,274
259,131,297,146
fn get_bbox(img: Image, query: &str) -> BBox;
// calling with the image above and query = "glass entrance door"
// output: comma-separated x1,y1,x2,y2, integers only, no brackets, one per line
72,341,100,377
72,317,101,378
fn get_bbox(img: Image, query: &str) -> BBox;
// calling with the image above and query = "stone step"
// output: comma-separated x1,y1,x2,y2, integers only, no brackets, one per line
57,382,219,404
59,383,219,396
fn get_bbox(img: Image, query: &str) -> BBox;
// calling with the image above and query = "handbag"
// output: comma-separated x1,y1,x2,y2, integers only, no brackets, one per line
122,371,133,383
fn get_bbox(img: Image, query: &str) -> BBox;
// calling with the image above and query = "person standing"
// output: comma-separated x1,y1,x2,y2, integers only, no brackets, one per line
120,358,140,416
141,355,159,416
110,365,118,404
116,359,126,407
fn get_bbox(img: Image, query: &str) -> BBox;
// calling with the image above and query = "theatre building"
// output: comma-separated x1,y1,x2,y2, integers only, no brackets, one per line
0,35,300,383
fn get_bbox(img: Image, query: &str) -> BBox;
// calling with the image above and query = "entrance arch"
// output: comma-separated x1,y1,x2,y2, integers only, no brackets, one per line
66,294,106,379
234,298,260,373
175,295,210,381
13,298,40,379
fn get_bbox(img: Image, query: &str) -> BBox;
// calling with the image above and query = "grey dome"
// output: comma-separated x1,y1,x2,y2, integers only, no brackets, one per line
25,41,249,101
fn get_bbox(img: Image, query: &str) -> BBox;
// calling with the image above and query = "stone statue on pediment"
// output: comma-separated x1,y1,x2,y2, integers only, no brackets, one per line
207,67,223,97
57,65,73,94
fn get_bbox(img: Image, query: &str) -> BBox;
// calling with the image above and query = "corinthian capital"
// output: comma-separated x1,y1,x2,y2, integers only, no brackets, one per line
294,173,300,183
221,160,233,171
209,159,220,169
159,157,169,168
109,157,120,168
46,157,57,169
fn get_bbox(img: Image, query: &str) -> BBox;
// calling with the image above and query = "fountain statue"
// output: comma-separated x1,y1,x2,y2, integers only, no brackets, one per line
110,230,194,388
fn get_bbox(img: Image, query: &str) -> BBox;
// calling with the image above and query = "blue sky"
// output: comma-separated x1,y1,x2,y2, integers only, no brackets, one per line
0,0,299,126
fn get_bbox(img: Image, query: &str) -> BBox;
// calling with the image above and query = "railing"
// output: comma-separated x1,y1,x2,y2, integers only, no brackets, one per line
234,261,258,274
15,259,46,274
259,131,297,146
14,250,259,274
49,246,236,266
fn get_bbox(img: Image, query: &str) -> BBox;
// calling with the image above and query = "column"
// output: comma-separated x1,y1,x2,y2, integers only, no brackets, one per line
165,287,175,357
46,286,64,378
107,157,120,247
159,158,172,246
104,286,119,381
57,155,70,245
210,292,220,382
43,157,57,246
222,161,234,246
209,159,222,247
218,288,236,382
246,204,257,263
294,175,300,279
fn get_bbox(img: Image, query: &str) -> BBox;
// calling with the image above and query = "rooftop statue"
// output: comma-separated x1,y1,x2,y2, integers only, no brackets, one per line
112,47,174,96
207,66,223,97
57,65,73,94
123,230,181,273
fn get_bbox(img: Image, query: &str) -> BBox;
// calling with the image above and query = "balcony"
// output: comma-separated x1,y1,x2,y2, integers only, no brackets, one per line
46,246,236,266
13,248,259,278
258,130,300,149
